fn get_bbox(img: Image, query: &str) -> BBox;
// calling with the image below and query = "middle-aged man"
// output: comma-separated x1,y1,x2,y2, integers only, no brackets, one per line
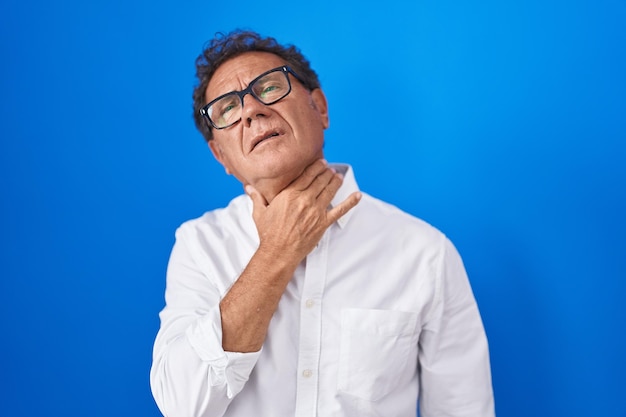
151,30,495,417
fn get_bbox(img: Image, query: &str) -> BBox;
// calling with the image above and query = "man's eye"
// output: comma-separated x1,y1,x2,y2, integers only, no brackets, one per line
217,100,238,117
260,85,279,98
222,104,236,114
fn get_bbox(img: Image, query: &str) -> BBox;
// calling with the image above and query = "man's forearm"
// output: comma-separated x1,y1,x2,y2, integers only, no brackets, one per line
219,244,301,352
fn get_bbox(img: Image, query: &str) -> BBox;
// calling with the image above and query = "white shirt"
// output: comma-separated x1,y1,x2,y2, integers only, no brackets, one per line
151,164,495,417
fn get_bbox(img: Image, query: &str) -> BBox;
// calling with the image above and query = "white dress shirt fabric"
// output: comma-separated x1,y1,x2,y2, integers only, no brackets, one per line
150,164,495,417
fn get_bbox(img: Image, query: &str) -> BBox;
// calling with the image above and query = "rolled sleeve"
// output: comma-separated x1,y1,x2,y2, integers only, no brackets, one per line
186,306,262,399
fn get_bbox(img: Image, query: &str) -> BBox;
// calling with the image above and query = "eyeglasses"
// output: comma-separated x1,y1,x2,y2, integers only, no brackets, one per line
200,66,304,130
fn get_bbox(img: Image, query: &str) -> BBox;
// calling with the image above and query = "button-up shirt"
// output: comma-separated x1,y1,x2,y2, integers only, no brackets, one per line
150,164,495,417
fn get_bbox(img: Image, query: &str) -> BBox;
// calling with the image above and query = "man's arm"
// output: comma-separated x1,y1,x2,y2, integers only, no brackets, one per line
220,159,361,352
151,159,361,417
418,238,495,417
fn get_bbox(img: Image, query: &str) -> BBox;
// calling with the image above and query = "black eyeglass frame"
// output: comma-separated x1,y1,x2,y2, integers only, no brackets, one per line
199,66,305,130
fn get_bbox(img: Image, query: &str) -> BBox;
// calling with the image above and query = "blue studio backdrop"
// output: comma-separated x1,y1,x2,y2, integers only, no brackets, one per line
1,1,624,416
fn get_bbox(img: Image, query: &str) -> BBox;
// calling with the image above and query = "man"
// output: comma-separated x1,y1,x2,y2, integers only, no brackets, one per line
150,30,495,417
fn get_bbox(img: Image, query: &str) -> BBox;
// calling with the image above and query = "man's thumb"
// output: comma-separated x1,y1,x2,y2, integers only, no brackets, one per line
245,185,267,209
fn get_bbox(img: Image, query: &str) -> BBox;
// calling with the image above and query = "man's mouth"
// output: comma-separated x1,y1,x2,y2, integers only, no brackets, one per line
251,131,281,151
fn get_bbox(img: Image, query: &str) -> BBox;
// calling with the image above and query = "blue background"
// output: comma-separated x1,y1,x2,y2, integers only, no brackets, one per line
1,0,625,416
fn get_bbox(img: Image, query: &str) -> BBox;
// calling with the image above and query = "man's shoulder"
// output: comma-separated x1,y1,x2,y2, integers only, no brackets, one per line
175,194,251,238
358,192,446,244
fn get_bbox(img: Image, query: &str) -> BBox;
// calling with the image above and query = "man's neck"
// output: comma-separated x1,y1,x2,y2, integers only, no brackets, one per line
250,156,325,204
254,176,294,204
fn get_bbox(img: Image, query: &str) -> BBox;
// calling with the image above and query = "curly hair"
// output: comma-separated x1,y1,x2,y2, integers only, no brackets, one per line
192,30,321,142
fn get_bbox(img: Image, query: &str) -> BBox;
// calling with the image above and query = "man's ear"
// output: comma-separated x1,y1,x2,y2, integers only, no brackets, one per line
208,140,232,175
311,88,329,129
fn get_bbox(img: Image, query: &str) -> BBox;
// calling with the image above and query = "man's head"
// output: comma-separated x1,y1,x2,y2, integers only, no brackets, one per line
192,30,330,197
193,30,322,142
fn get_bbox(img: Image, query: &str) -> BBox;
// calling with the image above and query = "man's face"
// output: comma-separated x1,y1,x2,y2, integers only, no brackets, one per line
205,51,329,190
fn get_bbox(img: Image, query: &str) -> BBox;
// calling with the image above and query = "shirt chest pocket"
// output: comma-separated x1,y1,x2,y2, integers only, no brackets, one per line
337,308,419,402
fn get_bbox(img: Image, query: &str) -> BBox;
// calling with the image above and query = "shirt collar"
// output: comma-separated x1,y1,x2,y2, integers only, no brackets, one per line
329,163,359,229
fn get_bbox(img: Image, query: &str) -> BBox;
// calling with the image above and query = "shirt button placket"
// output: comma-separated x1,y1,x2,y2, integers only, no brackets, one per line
294,231,329,417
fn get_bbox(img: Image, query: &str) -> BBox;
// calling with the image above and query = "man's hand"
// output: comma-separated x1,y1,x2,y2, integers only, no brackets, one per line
245,159,362,263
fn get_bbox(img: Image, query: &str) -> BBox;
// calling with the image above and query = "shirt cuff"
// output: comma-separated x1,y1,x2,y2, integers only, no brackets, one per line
185,305,262,398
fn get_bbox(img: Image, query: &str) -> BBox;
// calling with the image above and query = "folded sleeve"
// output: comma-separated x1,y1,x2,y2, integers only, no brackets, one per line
418,237,495,417
150,226,261,417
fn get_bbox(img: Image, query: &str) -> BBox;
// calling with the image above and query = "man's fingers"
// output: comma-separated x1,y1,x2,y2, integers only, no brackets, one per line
315,171,343,206
308,168,338,199
327,191,362,225
290,159,328,191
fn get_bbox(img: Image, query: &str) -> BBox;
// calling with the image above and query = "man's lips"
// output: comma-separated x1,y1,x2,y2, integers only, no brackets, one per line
250,130,283,151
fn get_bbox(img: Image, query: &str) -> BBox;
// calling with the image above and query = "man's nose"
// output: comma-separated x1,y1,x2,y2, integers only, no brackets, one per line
241,93,270,126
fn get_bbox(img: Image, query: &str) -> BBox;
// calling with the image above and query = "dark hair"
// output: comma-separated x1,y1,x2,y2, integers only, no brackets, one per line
192,30,321,142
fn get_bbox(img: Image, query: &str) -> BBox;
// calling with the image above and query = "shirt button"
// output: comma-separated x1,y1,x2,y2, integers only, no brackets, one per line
305,299,315,308
302,369,313,378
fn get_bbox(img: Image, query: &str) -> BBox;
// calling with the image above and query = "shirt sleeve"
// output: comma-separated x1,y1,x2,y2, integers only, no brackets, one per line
150,226,261,417
418,237,496,417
